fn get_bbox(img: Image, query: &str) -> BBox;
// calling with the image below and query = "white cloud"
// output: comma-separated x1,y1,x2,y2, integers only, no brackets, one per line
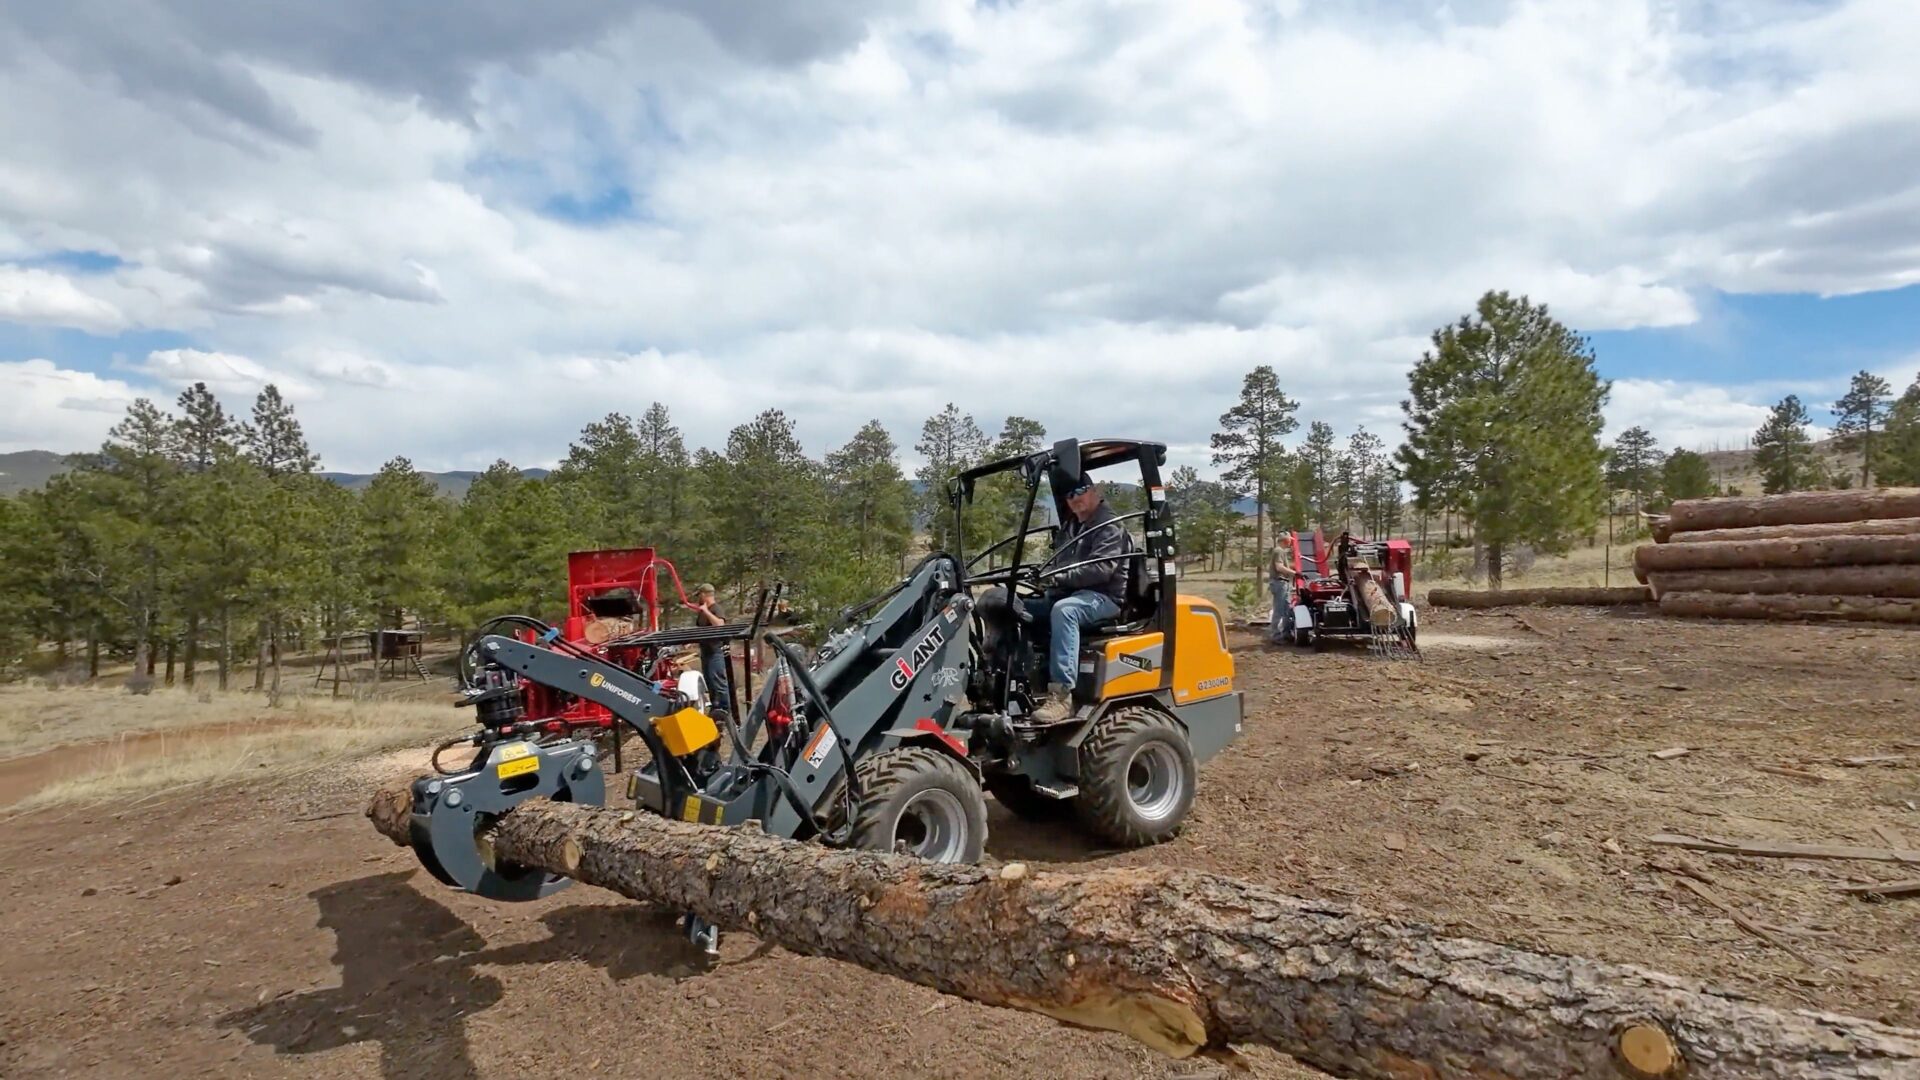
0,265,126,333
0,359,140,452
0,0,1916,474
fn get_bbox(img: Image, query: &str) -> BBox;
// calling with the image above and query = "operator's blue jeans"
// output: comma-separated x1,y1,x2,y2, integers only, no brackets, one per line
1022,590,1122,689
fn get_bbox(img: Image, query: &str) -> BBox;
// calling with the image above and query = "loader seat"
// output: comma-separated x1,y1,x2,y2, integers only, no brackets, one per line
1087,550,1157,636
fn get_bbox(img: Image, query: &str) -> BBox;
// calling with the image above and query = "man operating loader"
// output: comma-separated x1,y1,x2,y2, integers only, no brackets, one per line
1024,474,1132,723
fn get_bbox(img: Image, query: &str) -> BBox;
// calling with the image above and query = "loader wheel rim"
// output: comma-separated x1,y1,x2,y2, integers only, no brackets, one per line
894,788,970,862
1125,742,1185,823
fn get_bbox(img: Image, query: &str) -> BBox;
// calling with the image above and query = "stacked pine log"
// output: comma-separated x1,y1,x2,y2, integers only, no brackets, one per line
1637,489,1920,623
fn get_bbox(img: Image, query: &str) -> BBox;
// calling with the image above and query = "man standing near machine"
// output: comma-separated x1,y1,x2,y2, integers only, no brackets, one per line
1025,476,1131,723
687,583,733,719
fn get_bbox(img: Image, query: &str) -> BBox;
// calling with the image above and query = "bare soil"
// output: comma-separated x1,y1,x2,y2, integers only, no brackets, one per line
4,609,1919,1078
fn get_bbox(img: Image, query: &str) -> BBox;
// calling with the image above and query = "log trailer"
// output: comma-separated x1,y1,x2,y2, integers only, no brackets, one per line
1275,528,1418,657
402,438,1243,950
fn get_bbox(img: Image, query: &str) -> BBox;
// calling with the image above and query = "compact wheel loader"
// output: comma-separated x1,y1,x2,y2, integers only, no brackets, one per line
403,437,1242,946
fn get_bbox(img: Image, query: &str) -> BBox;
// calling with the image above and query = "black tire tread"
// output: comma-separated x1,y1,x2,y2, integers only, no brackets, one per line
1074,705,1194,847
848,746,988,862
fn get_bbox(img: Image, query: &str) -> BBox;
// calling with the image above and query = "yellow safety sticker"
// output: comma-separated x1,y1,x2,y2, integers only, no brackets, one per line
681,795,703,822
497,742,534,762
497,755,539,780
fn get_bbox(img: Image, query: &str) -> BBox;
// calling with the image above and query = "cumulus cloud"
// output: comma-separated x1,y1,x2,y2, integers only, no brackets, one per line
0,266,126,333
0,0,1916,471
0,359,141,452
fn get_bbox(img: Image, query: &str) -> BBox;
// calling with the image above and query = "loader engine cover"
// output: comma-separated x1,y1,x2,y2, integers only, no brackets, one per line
409,739,605,901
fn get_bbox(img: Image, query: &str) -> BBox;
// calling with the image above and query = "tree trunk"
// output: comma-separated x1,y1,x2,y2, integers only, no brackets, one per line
1647,565,1920,599
1667,489,1920,533
87,629,99,678
164,640,175,685
1634,535,1920,579
365,794,1920,1078
254,617,269,691
1664,517,1920,546
269,613,283,705
1486,538,1504,590
217,606,231,691
1428,586,1651,608
1659,592,1920,624
184,612,199,687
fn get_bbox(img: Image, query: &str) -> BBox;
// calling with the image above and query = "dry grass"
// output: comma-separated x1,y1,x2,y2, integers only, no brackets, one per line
0,682,447,761
12,713,452,811
0,684,454,810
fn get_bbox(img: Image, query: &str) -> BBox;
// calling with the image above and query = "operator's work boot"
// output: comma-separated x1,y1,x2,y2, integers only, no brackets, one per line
1030,688,1075,724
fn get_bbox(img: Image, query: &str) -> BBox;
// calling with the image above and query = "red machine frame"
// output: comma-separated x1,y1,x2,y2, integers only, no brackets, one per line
1277,529,1417,651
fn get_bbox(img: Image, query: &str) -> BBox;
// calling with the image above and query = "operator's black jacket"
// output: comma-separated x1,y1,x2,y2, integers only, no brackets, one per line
1049,501,1131,602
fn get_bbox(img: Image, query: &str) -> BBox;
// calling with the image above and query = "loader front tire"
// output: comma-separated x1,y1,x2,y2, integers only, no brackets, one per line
1075,706,1195,847
849,747,987,864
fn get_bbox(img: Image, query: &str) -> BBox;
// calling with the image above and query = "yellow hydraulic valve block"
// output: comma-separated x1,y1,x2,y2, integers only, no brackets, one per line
656,707,721,757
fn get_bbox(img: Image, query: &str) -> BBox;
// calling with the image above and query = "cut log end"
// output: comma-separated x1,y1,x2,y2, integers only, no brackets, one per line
1616,1023,1684,1079
366,783,413,847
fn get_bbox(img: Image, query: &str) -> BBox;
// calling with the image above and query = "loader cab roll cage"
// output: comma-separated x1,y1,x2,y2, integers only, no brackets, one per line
949,438,1177,712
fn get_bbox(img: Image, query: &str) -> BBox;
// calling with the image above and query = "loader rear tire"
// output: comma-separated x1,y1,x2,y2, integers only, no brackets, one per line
849,747,987,864
1075,706,1195,847
983,772,1071,821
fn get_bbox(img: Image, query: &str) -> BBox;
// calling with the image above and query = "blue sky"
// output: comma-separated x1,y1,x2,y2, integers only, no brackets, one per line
3,0,1918,472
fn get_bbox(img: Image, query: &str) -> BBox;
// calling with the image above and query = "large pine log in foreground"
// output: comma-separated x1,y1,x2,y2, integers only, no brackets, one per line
1658,591,1920,624
1664,518,1920,546
1647,565,1920,599
1427,586,1651,609
1633,535,1920,582
367,790,1920,1079
1667,489,1920,533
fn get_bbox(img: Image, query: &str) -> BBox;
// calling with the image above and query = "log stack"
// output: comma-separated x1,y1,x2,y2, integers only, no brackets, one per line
1636,489,1920,624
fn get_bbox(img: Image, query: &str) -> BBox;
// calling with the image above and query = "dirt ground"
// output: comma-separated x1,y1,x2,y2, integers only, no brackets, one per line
3,608,1918,1079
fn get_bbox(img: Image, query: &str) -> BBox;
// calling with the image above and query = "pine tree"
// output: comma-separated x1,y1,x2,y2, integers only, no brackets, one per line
172,383,241,473
710,410,825,594
242,384,318,479
359,457,449,628
1605,426,1661,514
1210,366,1300,588
1398,291,1609,589
1296,422,1340,532
1831,371,1892,487
914,404,989,557
1343,428,1385,536
88,399,181,683
241,386,322,695
551,413,646,546
976,416,1048,556
1167,465,1238,571
1660,449,1715,503
633,403,699,557
1752,395,1817,495
825,421,914,571
1881,374,1920,486
442,463,574,626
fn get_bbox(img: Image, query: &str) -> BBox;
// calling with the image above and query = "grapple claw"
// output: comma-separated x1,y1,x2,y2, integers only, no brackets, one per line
407,738,605,901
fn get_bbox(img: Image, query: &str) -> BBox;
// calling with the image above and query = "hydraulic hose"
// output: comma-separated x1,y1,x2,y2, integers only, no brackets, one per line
763,632,859,843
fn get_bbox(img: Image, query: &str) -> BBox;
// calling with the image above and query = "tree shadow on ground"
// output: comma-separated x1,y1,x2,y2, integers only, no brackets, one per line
219,872,699,1079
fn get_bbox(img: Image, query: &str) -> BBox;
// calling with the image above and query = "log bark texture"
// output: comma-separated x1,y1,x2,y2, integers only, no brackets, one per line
1664,518,1920,546
1667,489,1920,533
1427,586,1651,609
368,790,1920,1079
1658,592,1920,624
1633,536,1920,579
1646,565,1920,599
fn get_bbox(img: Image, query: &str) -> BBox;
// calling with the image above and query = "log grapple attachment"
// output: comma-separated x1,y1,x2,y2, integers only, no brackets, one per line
409,738,605,901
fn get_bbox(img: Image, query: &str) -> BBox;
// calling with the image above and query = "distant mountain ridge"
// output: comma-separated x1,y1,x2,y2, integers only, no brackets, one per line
0,450,547,499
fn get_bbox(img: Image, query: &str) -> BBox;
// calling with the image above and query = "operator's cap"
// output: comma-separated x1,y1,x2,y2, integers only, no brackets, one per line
1050,466,1092,496
692,582,715,596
